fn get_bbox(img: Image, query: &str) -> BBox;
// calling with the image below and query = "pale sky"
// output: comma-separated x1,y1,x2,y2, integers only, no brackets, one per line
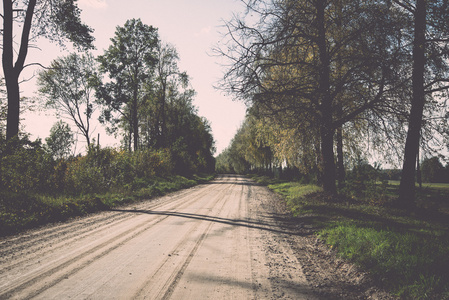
20,0,248,154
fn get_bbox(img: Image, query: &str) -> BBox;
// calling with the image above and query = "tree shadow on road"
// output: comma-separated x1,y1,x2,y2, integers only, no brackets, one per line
110,208,313,237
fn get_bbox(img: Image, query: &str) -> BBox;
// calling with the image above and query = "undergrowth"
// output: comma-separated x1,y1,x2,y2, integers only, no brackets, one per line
0,174,213,237
264,179,449,300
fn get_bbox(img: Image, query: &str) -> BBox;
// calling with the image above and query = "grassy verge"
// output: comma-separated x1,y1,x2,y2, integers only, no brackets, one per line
255,177,449,299
0,174,215,237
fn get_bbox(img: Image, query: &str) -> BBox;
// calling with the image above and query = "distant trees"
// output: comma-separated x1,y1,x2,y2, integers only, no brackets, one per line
421,157,449,183
1,0,94,141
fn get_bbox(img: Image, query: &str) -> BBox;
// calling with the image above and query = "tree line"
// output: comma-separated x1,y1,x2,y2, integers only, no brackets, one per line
215,0,449,206
35,18,215,175
1,1,215,197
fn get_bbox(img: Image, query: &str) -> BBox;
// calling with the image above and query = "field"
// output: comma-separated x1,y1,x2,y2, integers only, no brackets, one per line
387,180,449,214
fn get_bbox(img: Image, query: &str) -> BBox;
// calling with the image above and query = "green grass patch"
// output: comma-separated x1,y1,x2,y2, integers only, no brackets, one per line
266,180,449,299
0,174,214,237
320,223,449,299
247,174,285,186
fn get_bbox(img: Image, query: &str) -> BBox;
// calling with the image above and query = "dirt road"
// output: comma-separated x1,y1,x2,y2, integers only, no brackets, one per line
0,175,392,299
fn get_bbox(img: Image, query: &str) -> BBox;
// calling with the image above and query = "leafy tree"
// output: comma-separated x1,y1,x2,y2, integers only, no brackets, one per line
140,42,188,149
162,88,215,175
153,43,188,148
1,0,94,141
45,121,74,160
97,18,159,151
217,0,402,193
421,156,445,183
38,53,98,146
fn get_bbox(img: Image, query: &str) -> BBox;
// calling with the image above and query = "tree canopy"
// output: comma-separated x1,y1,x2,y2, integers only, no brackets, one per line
217,0,449,203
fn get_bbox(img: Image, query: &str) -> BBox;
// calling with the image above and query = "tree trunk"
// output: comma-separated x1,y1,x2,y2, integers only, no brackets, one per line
335,0,344,189
5,76,20,140
160,81,167,148
3,0,19,140
132,89,139,151
416,151,422,189
2,0,36,141
336,125,345,187
316,0,336,194
398,0,426,207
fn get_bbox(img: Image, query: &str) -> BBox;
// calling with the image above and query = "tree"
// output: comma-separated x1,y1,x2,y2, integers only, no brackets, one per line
153,43,188,148
421,156,444,183
162,87,215,174
217,0,402,194
45,120,74,160
38,53,98,146
397,0,449,206
1,0,94,141
97,18,159,151
0,77,6,136
140,43,188,149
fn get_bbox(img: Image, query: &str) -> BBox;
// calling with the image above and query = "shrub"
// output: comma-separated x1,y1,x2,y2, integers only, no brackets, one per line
343,161,389,203
0,136,55,193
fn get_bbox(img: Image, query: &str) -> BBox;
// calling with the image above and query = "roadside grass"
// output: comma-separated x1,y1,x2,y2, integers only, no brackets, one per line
262,179,449,300
0,174,214,237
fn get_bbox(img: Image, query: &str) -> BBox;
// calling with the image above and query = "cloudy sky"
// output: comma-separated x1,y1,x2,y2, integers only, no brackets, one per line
20,0,248,154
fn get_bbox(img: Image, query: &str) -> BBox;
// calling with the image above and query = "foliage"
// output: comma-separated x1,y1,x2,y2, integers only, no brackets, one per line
0,136,55,193
0,134,207,197
63,146,173,195
45,120,74,160
38,52,99,146
0,135,214,236
0,174,212,237
97,18,159,151
421,156,448,183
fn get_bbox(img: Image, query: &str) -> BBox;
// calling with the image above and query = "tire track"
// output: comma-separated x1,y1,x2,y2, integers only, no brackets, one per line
0,176,232,299
0,178,225,271
0,181,215,260
129,178,234,299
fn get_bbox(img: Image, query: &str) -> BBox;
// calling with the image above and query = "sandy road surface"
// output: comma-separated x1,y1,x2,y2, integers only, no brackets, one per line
0,175,320,299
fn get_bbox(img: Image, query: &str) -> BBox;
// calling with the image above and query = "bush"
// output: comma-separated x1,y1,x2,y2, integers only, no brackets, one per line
343,161,389,203
0,136,55,193
63,147,174,196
